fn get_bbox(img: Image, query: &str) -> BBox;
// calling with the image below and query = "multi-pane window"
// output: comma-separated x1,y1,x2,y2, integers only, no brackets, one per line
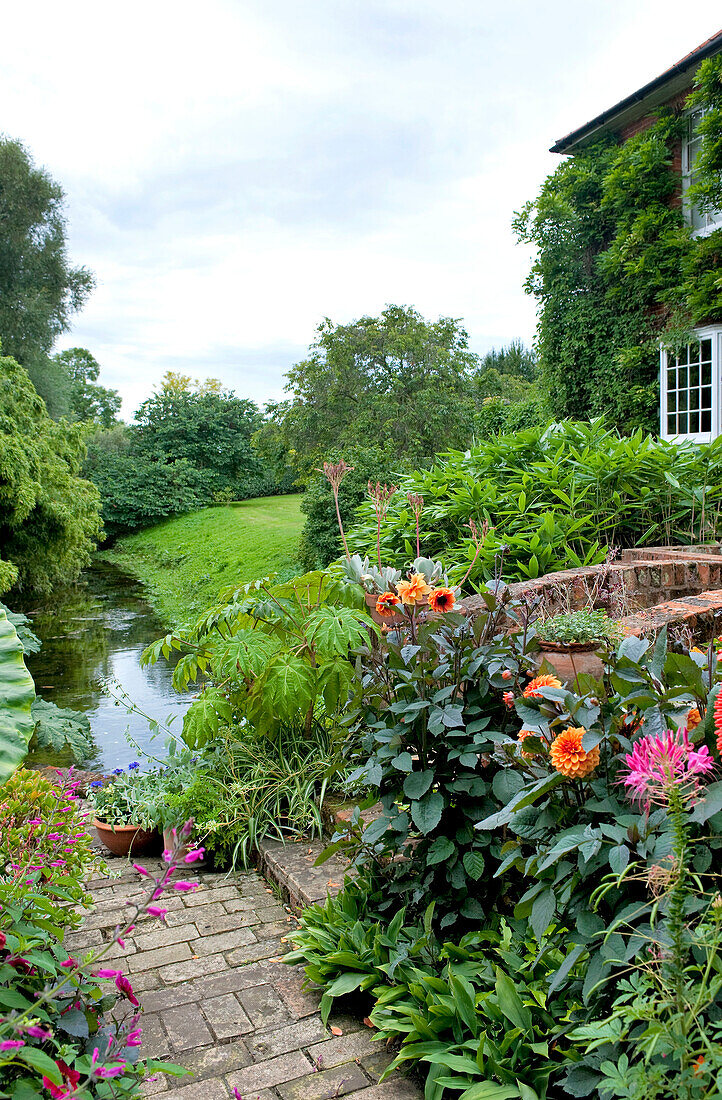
661,328,722,442
682,109,722,236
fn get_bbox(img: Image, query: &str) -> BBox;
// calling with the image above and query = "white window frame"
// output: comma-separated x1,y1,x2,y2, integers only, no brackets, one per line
682,108,722,238
660,326,722,443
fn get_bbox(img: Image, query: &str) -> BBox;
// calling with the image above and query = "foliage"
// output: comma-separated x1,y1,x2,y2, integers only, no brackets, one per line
271,306,481,479
0,602,41,656
84,433,206,538
473,392,551,439
287,876,580,1099
0,781,189,1097
0,353,102,596
30,698,94,763
0,138,93,414
0,609,36,783
100,495,304,626
143,570,372,741
158,722,344,868
50,347,121,427
536,610,623,647
319,585,537,931
515,67,722,429
347,419,722,586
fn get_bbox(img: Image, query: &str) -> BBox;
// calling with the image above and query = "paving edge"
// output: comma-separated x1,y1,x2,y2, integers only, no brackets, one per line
257,838,353,913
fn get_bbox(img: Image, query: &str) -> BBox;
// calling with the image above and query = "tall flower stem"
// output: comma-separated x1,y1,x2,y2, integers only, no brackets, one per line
664,785,691,1086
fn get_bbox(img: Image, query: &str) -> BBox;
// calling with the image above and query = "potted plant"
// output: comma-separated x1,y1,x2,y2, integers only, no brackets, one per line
86,765,161,857
534,609,624,682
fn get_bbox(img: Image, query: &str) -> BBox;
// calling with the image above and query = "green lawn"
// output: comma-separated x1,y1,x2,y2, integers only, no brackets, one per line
101,494,304,626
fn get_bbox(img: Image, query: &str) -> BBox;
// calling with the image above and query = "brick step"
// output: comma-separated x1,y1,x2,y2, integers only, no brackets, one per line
622,587,722,640
258,838,353,913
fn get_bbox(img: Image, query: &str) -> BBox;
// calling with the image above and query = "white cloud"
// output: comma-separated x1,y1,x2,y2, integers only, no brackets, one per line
2,0,721,415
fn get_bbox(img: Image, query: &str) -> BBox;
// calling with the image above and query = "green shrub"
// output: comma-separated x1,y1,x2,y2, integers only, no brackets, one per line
536,610,623,647
347,419,722,586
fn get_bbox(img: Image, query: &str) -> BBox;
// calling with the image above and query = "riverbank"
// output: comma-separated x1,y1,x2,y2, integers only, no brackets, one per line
98,494,304,627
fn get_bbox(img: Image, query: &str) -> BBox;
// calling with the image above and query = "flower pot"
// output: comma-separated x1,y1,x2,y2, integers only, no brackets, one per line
162,827,208,869
534,642,604,685
94,819,161,858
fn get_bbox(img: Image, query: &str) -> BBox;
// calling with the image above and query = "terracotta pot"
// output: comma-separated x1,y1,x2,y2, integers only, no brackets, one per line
534,642,604,685
94,819,161,858
162,827,208,869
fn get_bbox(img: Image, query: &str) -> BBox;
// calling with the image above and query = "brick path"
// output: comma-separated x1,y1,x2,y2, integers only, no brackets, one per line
67,860,422,1100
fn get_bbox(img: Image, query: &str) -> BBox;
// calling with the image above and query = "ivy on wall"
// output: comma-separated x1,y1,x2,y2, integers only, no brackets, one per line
515,56,722,431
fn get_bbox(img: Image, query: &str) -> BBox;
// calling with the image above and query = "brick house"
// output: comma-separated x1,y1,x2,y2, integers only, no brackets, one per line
552,30,722,443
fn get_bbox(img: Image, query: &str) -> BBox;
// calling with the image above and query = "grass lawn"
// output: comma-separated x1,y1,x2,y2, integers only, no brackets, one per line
100,494,304,626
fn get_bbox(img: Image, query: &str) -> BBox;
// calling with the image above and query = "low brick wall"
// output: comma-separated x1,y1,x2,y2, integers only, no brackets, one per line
460,544,722,643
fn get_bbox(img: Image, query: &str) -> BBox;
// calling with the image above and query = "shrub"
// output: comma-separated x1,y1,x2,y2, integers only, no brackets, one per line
536,609,623,647
347,419,722,585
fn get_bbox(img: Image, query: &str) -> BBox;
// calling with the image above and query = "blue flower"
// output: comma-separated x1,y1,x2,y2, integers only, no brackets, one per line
128,761,140,770
90,780,103,788
113,768,124,775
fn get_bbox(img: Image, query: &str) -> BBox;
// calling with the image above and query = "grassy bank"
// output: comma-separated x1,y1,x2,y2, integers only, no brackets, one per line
100,494,304,626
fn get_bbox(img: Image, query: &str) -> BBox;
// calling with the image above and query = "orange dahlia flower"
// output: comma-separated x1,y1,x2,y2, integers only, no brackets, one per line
428,587,456,613
396,572,431,606
523,673,562,699
550,726,600,779
376,592,401,617
686,707,702,731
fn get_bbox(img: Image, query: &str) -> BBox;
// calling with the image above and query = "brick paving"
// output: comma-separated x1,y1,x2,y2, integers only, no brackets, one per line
67,859,421,1100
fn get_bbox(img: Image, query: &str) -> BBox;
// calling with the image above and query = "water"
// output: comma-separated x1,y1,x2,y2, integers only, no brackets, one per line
26,563,191,771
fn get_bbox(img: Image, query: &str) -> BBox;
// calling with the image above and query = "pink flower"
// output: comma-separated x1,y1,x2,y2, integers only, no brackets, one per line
0,1039,25,1050
126,1028,142,1047
60,958,78,969
622,728,715,808
90,1047,126,1079
503,691,515,709
95,969,122,979
184,849,205,863
115,973,139,1007
172,881,198,892
146,906,168,920
133,863,150,877
23,1025,52,1040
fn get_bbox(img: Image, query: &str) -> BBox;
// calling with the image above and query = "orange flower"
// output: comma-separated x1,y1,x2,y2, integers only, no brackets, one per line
686,707,702,731
396,572,431,606
523,674,562,699
428,587,456,613
550,726,600,779
375,592,401,617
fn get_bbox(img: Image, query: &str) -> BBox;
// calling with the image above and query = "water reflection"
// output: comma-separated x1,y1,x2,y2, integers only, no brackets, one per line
26,563,190,770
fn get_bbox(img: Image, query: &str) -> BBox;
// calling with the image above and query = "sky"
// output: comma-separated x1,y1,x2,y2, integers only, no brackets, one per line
2,1,721,417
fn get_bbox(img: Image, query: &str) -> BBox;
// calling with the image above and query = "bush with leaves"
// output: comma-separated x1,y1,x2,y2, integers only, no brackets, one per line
347,418,722,585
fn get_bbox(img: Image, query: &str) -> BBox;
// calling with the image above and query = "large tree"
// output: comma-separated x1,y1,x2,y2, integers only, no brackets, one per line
0,139,93,413
133,378,263,496
276,305,480,476
0,353,102,597
51,347,121,427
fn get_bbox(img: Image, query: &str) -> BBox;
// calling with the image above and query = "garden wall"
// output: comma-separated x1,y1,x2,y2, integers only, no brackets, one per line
461,544,722,643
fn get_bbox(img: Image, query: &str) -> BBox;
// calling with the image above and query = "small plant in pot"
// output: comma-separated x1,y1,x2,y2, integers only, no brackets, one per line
86,764,161,857
536,609,624,652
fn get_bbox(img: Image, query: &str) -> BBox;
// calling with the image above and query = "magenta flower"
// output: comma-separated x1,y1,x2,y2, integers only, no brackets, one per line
23,1025,52,1040
60,958,78,969
184,848,205,863
146,906,168,920
172,880,198,892
0,1039,25,1050
90,1047,127,1079
95,969,122,979
126,1028,143,1047
622,728,714,808
115,973,139,1007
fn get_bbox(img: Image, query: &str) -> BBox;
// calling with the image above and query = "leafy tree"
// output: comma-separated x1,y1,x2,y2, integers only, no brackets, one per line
134,385,263,496
83,427,205,537
51,347,121,427
0,138,93,399
0,353,102,595
278,305,480,476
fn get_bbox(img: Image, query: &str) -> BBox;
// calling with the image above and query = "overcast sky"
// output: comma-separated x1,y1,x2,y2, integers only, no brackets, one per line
3,1,721,416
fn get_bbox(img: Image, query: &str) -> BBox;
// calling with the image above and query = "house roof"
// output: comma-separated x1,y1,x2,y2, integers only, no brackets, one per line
551,29,722,155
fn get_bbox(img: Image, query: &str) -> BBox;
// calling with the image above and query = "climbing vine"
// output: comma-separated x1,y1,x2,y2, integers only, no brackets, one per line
515,56,722,431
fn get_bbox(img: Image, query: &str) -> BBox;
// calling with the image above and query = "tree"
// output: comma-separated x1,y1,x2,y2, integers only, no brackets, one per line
51,347,121,427
0,353,102,596
133,387,264,496
0,139,93,399
279,305,480,476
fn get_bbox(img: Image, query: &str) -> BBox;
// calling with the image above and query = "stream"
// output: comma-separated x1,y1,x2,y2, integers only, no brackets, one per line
26,562,191,771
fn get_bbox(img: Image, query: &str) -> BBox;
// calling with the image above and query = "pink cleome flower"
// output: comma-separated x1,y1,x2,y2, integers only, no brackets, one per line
621,727,714,808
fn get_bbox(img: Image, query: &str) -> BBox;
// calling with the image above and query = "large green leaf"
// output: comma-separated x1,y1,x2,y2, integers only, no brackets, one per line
182,687,233,748
31,698,93,763
411,791,444,834
218,629,280,681
261,653,317,722
305,605,374,656
0,609,35,781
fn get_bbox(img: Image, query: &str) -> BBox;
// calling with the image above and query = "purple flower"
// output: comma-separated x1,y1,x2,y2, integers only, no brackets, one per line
113,768,124,775
126,1028,142,1047
90,781,103,788
184,848,205,864
0,1040,25,1050
128,762,140,770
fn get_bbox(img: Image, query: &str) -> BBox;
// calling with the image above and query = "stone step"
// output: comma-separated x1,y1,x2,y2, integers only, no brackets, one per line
258,838,353,912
